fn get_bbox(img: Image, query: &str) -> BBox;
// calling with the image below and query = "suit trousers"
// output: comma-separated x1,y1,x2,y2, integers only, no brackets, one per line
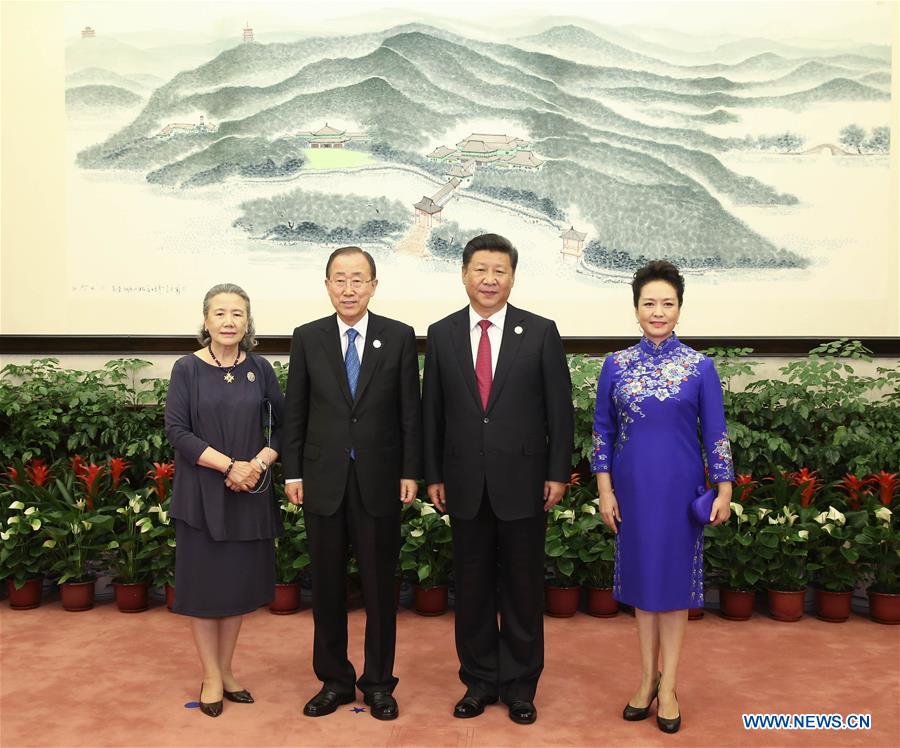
304,462,401,695
451,488,547,704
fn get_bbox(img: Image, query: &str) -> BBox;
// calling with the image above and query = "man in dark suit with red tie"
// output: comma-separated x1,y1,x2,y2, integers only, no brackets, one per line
282,246,422,721
422,233,574,725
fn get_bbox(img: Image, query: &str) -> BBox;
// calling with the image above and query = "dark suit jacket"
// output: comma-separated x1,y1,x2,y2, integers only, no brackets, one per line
422,304,574,521
281,312,422,517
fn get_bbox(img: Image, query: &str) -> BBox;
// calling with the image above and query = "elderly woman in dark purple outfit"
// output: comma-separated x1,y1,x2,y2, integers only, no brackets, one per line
165,283,283,718
592,261,733,734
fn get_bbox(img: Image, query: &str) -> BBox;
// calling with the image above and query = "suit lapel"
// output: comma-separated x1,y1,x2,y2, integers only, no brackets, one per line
353,313,385,405
448,307,482,410
486,304,525,413
320,315,353,407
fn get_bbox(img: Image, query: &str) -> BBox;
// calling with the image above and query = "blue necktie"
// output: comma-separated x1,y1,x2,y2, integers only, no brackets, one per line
345,328,360,398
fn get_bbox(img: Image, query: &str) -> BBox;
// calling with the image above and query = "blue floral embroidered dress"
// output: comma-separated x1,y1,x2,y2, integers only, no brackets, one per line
591,335,734,611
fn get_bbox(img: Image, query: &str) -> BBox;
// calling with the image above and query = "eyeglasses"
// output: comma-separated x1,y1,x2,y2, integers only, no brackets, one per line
328,278,373,290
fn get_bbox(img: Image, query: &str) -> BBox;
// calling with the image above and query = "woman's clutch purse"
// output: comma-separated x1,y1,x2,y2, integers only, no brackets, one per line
690,486,717,525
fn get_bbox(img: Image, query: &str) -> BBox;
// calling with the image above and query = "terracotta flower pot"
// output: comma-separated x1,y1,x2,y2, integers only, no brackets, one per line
60,580,95,611
165,584,176,611
7,578,42,609
868,590,900,625
767,588,805,622
269,582,300,614
113,581,149,613
814,588,852,622
414,585,448,616
585,586,618,617
719,587,755,621
688,606,705,620
545,585,580,617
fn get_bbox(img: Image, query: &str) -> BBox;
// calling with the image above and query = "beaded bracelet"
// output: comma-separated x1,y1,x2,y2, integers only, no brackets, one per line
223,458,235,479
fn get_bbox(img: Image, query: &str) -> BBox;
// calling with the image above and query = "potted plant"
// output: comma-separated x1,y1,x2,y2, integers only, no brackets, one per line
145,462,175,608
105,489,164,612
809,505,866,622
756,504,818,621
400,499,453,615
704,503,766,620
544,498,582,617
42,467,115,611
858,505,900,624
0,499,49,609
576,498,618,618
270,500,309,614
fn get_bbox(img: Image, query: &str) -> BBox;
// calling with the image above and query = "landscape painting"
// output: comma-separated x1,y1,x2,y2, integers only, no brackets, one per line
57,1,895,336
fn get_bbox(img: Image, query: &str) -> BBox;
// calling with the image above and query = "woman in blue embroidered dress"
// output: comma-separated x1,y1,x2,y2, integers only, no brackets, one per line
592,261,733,734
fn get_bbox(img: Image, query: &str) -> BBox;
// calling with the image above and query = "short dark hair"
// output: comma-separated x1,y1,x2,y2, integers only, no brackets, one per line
325,246,377,279
631,260,685,307
462,233,518,270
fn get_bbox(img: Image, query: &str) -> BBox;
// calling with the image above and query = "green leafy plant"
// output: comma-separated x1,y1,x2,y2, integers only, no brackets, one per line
755,504,819,591
858,505,900,594
808,504,866,593
274,500,310,584
104,489,166,583
399,499,453,590
568,354,606,467
0,499,49,588
703,503,768,592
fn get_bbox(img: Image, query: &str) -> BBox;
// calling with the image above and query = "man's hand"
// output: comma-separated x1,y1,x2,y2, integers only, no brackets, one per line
543,480,566,511
285,481,304,506
400,479,418,504
427,483,446,513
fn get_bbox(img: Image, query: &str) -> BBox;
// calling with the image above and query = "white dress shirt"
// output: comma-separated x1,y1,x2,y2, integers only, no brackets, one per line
468,305,506,376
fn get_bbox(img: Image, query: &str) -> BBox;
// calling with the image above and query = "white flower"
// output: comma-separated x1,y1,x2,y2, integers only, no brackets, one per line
821,523,835,536
558,509,575,521
826,506,846,526
30,519,41,531
581,503,597,515
159,510,169,523
814,511,828,524
9,500,24,511
440,514,451,525
757,508,771,519
0,531,9,541
782,506,798,526
731,503,744,518
409,528,424,538
797,530,809,540
768,515,785,525
420,504,437,516
42,539,56,548
842,541,852,549
75,499,86,510
23,506,37,516
81,520,92,530
874,506,892,524
7,516,19,524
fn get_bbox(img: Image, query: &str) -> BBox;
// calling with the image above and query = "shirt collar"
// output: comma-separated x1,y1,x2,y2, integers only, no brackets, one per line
468,304,508,332
337,312,369,340
639,333,679,356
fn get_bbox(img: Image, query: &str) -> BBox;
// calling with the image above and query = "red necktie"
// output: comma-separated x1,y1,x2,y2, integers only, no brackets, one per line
475,319,492,410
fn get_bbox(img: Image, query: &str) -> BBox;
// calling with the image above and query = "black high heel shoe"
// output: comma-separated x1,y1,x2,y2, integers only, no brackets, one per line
623,672,660,721
199,682,223,718
656,690,681,734
223,689,254,704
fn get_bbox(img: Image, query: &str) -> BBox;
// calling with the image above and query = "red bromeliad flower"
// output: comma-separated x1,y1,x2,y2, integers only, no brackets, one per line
77,463,107,510
837,473,871,509
867,471,899,507
148,462,175,502
787,468,823,508
69,454,87,478
734,474,758,502
4,465,22,484
25,458,52,488
108,457,130,489
567,472,582,487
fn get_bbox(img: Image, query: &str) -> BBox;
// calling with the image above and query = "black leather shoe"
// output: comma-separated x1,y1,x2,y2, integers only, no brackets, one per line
623,673,660,721
508,700,537,725
364,691,399,721
303,688,355,717
453,693,498,719
199,683,223,718
223,689,254,704
657,690,681,733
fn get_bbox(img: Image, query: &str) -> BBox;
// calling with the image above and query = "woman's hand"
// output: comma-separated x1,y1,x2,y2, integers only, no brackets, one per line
709,484,732,526
599,489,621,534
226,460,262,492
